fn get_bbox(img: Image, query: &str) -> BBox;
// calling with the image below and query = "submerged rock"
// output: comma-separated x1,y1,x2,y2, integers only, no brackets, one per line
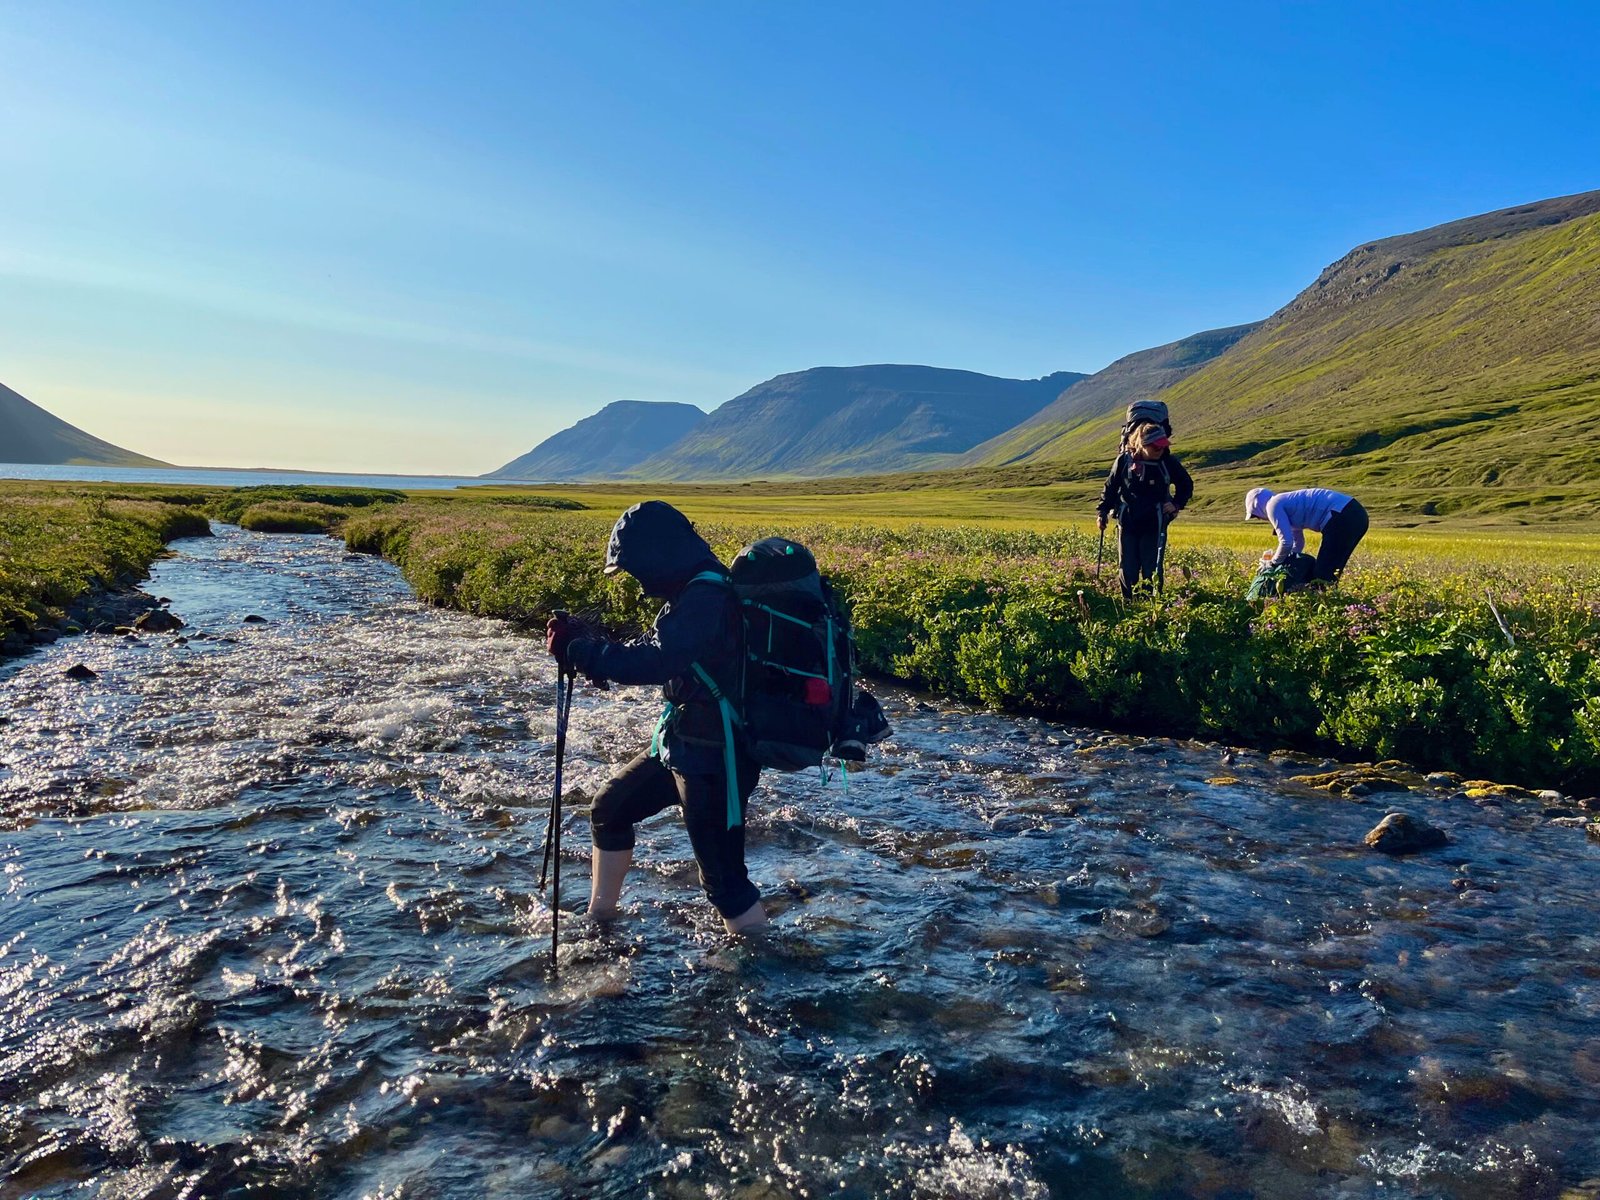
133,609,185,633
64,663,98,681
243,614,269,625
1364,812,1448,855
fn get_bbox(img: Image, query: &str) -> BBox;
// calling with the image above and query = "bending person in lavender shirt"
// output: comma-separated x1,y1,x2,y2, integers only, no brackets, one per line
1244,486,1370,585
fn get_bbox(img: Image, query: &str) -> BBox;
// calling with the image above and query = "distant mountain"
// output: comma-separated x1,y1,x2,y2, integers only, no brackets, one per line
955,323,1261,467
487,400,707,481
0,382,168,467
1130,189,1600,511
628,365,1086,480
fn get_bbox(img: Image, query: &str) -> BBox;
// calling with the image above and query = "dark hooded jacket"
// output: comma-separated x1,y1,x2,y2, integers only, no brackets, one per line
566,502,741,775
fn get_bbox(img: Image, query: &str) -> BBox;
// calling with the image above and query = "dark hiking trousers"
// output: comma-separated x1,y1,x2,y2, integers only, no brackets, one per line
1117,512,1164,598
589,749,761,918
1315,499,1369,583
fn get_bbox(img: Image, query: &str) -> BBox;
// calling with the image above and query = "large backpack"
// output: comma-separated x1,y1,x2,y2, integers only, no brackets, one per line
1120,399,1172,451
1245,552,1317,600
684,538,890,826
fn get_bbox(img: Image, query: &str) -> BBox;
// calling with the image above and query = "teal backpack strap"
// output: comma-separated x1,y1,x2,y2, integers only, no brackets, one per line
690,662,743,830
649,701,674,759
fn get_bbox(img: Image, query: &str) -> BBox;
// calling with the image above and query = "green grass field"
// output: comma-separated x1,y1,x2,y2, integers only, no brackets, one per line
464,479,1600,569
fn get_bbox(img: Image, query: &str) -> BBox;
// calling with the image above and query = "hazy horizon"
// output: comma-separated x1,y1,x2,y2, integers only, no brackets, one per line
3,1,1596,474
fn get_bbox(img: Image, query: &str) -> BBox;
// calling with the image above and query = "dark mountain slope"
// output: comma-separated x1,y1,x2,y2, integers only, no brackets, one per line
0,382,168,467
629,365,1085,481
956,323,1261,467
488,400,706,481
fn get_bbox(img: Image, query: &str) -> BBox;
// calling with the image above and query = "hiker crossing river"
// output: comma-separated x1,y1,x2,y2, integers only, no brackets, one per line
3,525,1599,1198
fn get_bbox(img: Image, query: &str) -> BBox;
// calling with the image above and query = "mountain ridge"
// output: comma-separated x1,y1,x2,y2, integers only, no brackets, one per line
955,323,1262,468
624,364,1086,481
0,382,169,468
488,400,706,481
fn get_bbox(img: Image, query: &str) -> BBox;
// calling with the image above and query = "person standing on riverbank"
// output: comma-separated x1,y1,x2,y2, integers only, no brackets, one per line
1245,486,1370,585
545,501,768,935
1097,422,1194,598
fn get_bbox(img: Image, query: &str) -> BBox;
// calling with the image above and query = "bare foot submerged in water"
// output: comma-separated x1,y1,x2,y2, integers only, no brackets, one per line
722,900,768,935
586,846,769,935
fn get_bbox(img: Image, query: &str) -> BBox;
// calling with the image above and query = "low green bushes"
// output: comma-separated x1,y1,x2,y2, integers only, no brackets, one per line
0,491,211,637
342,501,1600,793
237,501,348,533
206,485,406,526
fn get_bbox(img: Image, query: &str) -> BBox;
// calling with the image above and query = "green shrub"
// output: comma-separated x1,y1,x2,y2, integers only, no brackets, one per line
208,485,405,525
237,502,347,534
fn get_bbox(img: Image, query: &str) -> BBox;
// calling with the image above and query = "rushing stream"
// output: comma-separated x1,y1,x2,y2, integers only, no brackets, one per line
2,527,1599,1199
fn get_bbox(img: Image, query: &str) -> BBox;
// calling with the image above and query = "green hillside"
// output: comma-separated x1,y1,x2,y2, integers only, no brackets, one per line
1023,191,1600,521
956,323,1260,467
1,381,169,467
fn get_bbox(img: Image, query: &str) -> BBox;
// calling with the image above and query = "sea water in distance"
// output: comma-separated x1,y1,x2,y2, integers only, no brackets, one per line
0,463,532,490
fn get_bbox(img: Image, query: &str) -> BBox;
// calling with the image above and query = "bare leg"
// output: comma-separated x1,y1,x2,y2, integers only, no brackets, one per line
722,901,769,935
588,847,632,918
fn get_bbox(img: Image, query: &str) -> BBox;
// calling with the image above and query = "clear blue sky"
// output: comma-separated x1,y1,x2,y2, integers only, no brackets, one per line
2,0,1596,473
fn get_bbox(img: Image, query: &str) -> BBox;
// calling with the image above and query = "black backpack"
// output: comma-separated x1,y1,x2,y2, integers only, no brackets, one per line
688,538,890,776
1120,399,1172,451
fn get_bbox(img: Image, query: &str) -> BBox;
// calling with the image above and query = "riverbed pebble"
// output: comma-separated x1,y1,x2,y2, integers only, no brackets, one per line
1463,782,1537,801
1363,812,1448,855
1289,768,1413,797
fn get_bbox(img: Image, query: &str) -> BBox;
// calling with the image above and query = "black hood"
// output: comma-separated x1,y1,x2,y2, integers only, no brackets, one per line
605,501,720,598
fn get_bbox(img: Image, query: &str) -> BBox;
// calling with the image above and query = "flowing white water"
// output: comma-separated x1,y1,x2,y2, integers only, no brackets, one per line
2,527,1598,1198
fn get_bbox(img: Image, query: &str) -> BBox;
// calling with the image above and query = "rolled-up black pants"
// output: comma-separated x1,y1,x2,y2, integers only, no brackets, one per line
589,749,761,918
1315,499,1369,583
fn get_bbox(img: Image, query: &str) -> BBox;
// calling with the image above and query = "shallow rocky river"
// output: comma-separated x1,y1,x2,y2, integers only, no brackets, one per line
3,527,1599,1199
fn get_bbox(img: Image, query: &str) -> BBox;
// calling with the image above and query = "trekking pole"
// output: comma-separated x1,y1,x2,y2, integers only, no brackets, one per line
1154,509,1170,596
539,668,574,965
539,608,576,966
1094,523,1106,580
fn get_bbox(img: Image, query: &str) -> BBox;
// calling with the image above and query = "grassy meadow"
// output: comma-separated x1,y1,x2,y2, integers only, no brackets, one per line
341,485,1600,794
4,478,1598,793
0,482,212,644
